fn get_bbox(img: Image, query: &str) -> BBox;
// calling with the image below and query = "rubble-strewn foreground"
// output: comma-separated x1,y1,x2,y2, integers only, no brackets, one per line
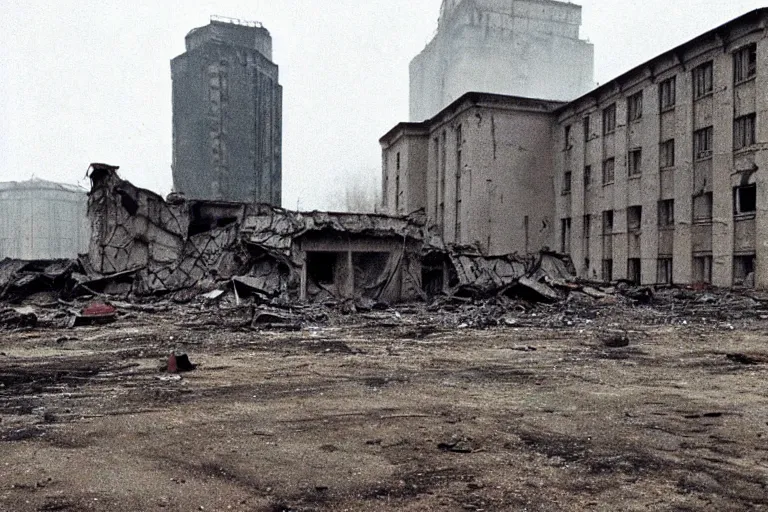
2,290,768,511
1,166,768,511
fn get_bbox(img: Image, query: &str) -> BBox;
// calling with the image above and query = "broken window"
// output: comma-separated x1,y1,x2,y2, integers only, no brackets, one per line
657,258,673,285
564,125,572,149
658,199,675,228
693,255,713,285
628,91,643,122
603,104,617,135
560,218,572,254
627,258,641,285
584,165,592,189
693,192,713,223
602,259,614,282
628,148,642,177
602,158,615,185
583,115,591,142
659,76,676,111
563,171,572,194
733,255,756,287
734,44,757,83
734,114,756,151
627,206,642,233
602,210,614,236
307,252,338,286
693,61,714,99
660,139,675,168
734,184,757,216
694,126,713,160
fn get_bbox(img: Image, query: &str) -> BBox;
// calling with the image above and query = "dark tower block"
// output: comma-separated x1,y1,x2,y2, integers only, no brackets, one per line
172,16,282,205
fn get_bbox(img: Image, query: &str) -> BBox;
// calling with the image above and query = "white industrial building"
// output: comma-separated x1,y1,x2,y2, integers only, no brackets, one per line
0,179,90,260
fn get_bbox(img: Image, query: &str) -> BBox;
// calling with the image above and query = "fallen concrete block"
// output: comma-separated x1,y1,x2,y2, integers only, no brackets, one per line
168,353,197,373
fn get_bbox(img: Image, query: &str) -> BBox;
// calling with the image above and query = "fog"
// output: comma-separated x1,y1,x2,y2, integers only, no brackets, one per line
0,0,761,210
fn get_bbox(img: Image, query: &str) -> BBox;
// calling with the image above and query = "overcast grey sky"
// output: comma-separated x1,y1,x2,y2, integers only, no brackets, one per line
0,0,762,210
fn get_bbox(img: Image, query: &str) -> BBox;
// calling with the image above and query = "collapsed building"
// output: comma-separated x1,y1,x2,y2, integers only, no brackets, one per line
85,164,427,304
0,164,574,308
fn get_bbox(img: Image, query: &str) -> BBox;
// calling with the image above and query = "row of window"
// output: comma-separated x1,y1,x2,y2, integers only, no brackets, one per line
564,185,756,237
564,43,758,147
562,113,757,193
591,254,754,286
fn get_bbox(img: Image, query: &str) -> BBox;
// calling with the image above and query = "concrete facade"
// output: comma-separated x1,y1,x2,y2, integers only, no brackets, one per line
0,179,89,260
555,8,768,288
409,0,593,121
171,16,282,205
381,93,564,256
386,9,768,288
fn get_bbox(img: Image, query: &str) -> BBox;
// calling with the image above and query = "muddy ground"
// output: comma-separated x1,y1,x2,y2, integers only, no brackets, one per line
1,302,768,511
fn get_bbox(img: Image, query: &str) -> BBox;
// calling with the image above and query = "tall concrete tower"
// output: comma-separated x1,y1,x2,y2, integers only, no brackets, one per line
410,0,594,121
171,16,282,205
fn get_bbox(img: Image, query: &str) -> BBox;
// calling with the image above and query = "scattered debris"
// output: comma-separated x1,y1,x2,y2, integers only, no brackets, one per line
0,307,37,329
603,332,631,349
726,353,768,365
168,353,197,373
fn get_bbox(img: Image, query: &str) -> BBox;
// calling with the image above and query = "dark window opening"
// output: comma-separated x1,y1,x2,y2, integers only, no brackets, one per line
117,189,139,216
603,104,617,135
188,204,241,236
658,199,675,228
734,184,757,216
563,171,572,194
561,218,572,254
734,44,757,83
603,158,615,185
307,252,338,285
564,125,572,149
660,77,677,110
693,61,714,99
602,210,614,235
584,165,592,189
628,91,643,122
583,116,591,141
602,259,614,282
660,139,675,168
657,258,673,285
734,114,756,150
733,255,756,287
694,126,713,160
353,252,391,297
627,205,642,233
627,258,641,285
628,148,642,177
693,255,713,285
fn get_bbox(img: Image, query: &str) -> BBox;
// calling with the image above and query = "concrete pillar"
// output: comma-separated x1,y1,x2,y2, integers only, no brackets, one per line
712,49,735,288
755,35,768,289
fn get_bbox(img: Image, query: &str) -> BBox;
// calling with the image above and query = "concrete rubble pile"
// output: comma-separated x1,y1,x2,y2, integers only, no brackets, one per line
5,164,765,332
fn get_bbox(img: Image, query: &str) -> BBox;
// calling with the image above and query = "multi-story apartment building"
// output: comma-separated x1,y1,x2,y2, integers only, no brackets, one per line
382,9,768,288
555,8,767,288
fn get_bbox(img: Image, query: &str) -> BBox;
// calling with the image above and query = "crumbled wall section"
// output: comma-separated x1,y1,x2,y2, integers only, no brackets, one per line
86,165,428,302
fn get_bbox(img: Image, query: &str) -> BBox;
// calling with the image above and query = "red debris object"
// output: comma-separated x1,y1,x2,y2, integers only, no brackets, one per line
167,353,197,373
82,303,117,317
70,303,118,327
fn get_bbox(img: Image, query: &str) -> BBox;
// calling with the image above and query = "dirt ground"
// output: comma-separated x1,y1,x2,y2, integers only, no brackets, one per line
1,303,768,511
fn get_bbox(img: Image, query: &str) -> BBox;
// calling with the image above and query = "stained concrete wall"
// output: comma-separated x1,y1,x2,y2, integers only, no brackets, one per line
555,9,768,287
0,180,89,260
382,94,562,256
410,0,593,121
172,19,282,206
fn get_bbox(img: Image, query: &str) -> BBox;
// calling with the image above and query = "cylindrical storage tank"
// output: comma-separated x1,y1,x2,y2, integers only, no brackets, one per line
0,179,90,260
